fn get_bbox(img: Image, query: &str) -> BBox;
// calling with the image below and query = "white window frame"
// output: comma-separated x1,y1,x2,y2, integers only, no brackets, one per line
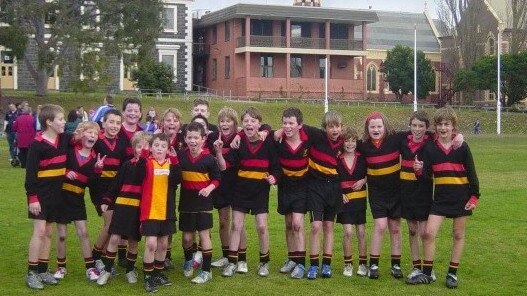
366,63,378,93
163,6,177,33
157,44,180,82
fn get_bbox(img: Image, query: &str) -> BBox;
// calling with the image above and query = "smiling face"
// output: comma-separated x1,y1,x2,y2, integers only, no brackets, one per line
343,138,357,153
122,103,141,126
134,140,149,158
282,116,302,139
410,118,427,142
368,118,385,141
150,138,169,161
185,130,205,155
192,104,209,119
242,113,261,140
81,127,99,149
102,114,122,138
219,116,236,136
162,112,181,136
435,120,454,141
324,123,342,141
47,112,66,135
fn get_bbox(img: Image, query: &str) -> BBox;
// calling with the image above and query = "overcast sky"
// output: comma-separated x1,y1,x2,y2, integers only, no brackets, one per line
192,0,439,18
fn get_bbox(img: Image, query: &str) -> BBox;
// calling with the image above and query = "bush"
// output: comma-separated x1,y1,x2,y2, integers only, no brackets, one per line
131,59,174,93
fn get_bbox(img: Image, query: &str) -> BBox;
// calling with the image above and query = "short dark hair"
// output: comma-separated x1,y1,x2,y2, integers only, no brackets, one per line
103,109,122,122
191,114,209,127
151,133,170,144
39,104,64,130
105,95,114,105
193,98,209,108
241,107,262,122
122,97,142,112
186,121,206,137
282,107,303,125
409,111,430,128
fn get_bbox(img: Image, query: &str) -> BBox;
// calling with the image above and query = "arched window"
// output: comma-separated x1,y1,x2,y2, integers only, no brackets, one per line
488,36,495,55
367,64,377,91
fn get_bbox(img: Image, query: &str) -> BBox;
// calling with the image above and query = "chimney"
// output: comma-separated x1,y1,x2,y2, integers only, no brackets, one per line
293,0,321,7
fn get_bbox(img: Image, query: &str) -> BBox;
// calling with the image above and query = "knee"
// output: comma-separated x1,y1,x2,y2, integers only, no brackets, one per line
292,222,303,233
219,218,229,231
145,242,156,253
231,221,243,233
311,223,322,235
452,230,465,242
343,230,352,240
256,224,268,236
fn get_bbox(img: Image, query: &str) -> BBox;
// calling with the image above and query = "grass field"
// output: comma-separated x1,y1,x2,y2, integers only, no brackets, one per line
1,93,526,295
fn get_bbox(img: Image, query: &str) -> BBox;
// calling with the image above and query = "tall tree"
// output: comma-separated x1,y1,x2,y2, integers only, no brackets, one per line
382,45,435,101
0,0,163,96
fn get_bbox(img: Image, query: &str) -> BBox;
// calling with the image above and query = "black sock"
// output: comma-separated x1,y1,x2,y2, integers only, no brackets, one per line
369,254,380,267
310,254,319,267
126,252,138,273
423,260,433,276
391,254,401,267
202,249,212,272
238,248,247,262
448,262,458,275
260,251,270,264
117,244,127,260
322,253,332,266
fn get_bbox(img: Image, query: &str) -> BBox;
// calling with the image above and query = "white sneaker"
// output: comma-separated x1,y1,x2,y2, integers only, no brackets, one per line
192,251,203,269
53,267,67,280
183,260,194,278
95,259,105,273
257,262,270,277
236,261,248,274
86,267,100,281
125,269,138,284
357,264,368,277
279,260,297,273
343,263,353,277
431,269,437,282
222,262,237,277
211,257,229,268
191,270,212,284
407,267,421,279
96,270,111,285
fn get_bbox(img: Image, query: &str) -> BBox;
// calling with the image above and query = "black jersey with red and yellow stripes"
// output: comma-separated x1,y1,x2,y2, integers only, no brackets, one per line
62,147,101,198
138,154,181,221
169,131,185,151
337,151,367,201
93,133,127,180
420,140,480,202
102,158,143,208
303,125,342,181
399,133,433,202
178,148,221,212
118,124,144,161
25,132,70,205
211,132,238,196
277,127,311,182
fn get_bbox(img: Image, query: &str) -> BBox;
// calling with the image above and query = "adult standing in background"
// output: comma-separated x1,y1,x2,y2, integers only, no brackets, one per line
4,102,18,162
91,95,115,126
34,105,42,132
77,106,89,122
12,105,36,168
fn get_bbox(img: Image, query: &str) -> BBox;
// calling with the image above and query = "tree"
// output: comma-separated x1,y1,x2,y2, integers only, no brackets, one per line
0,0,163,96
131,58,174,93
382,45,435,101
452,69,478,93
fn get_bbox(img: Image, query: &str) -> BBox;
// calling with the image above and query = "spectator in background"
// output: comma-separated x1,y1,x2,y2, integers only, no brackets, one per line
77,106,89,122
91,95,115,126
144,107,159,133
4,102,18,161
473,119,481,134
12,105,36,168
65,109,82,135
34,105,42,132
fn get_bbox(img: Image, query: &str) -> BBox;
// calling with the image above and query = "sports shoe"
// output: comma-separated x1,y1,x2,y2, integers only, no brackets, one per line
154,272,172,286
53,267,67,280
368,264,379,279
191,270,212,284
211,257,229,268
86,267,100,281
306,265,318,280
222,262,237,277
446,273,458,289
183,260,194,278
26,271,44,290
343,263,353,277
290,264,305,279
39,271,58,285
405,270,433,285
236,261,248,274
279,259,297,273
95,259,105,273
163,258,175,270
111,266,119,276
406,267,421,280
125,269,138,284
321,264,332,278
357,264,368,277
431,270,437,282
257,262,270,277
143,275,158,293
391,264,403,279
192,251,203,269
97,270,111,286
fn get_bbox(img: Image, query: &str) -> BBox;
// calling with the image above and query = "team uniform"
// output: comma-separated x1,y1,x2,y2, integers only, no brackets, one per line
231,133,281,215
419,140,480,218
178,148,221,232
399,133,433,221
336,151,368,225
209,132,238,209
25,133,70,221
62,147,102,222
118,125,144,161
276,127,311,215
358,132,406,219
90,133,127,215
304,125,343,221
102,158,144,241
138,152,181,236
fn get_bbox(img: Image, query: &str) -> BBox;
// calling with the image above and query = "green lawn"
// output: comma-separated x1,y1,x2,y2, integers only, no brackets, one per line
1,93,526,295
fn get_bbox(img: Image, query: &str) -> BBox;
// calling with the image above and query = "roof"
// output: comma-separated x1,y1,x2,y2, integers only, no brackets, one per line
485,0,514,29
195,3,379,27
355,10,441,52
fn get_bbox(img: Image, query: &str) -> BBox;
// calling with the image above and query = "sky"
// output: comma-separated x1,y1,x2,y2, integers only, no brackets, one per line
192,0,439,18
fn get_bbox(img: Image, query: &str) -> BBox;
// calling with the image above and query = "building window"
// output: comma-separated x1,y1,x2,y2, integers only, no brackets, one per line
291,56,302,78
319,57,326,78
224,56,230,79
212,26,217,44
488,37,495,55
260,55,273,78
291,22,311,38
212,59,217,81
251,19,273,36
330,23,348,39
163,8,176,31
367,64,377,91
319,23,325,38
161,55,174,69
225,21,230,41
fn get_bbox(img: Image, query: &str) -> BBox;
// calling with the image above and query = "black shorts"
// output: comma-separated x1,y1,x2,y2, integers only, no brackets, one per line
140,220,176,237
89,179,113,216
214,171,237,209
178,212,213,232
337,198,367,225
277,179,308,215
232,188,270,215
62,193,87,222
28,199,62,223
109,206,141,241
401,181,433,221
430,194,472,218
307,178,342,222
368,187,401,219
